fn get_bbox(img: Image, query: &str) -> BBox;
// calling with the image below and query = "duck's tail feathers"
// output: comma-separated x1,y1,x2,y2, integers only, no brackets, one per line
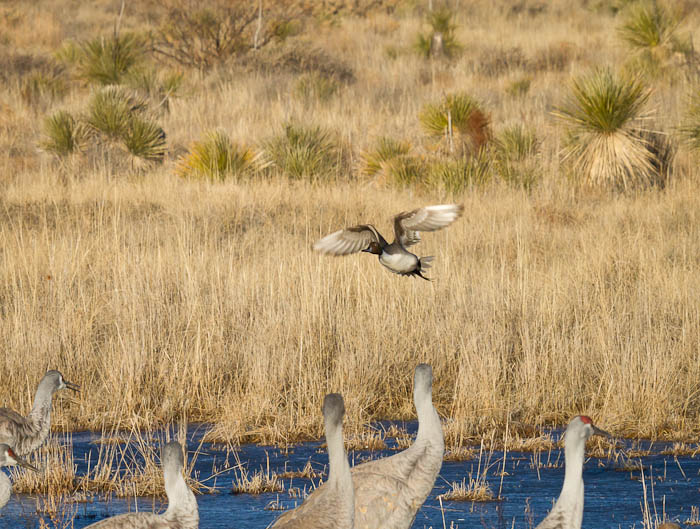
420,256,435,269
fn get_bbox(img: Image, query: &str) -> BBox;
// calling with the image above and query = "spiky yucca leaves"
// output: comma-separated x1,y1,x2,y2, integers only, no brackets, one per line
617,1,688,77
415,8,462,59
427,149,492,193
122,117,166,163
85,86,147,139
126,69,184,110
680,89,700,151
554,68,669,190
361,137,423,187
618,1,678,50
177,131,260,181
265,123,342,181
419,92,490,153
75,33,146,85
493,125,540,189
41,110,87,157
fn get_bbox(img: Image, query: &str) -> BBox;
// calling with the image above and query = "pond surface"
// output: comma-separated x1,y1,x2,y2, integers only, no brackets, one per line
1,422,698,529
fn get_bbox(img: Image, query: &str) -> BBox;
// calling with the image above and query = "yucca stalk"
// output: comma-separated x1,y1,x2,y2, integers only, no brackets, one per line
40,110,87,157
177,131,258,181
553,68,667,190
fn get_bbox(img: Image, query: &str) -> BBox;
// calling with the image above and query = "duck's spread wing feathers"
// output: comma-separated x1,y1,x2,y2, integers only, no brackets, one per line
394,204,464,247
313,224,382,255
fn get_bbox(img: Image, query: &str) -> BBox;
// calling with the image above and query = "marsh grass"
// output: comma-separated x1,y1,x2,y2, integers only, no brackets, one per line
440,444,497,502
1,0,700,447
232,453,284,495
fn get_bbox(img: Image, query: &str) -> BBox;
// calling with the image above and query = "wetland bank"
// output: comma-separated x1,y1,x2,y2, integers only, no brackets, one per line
1,0,700,526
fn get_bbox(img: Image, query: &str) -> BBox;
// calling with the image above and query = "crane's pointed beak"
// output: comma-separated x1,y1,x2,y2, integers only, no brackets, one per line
64,380,80,393
16,455,39,472
592,425,612,438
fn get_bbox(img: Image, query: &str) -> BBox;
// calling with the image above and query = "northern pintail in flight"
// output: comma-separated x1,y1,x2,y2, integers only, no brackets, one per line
314,204,463,280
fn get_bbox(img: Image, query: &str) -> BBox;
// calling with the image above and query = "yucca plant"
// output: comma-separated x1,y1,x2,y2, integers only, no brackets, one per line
40,110,87,157
415,8,462,59
75,32,146,85
553,68,670,190
177,131,259,181
361,137,412,176
126,69,184,110
360,137,422,187
617,1,687,77
680,89,700,151
122,117,167,163
427,149,492,193
85,86,146,139
419,92,490,153
264,123,341,181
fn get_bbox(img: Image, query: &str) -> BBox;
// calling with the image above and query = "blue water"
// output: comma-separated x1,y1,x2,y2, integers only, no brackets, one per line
0,423,697,529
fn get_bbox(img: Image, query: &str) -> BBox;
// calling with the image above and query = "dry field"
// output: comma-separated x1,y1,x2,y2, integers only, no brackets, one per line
0,0,699,448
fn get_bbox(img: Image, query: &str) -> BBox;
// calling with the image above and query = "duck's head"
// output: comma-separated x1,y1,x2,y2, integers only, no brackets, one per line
362,241,382,255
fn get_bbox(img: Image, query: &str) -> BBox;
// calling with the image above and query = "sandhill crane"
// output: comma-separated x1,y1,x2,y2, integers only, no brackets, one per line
83,441,198,528
314,204,463,280
0,443,37,510
289,364,443,529
269,393,353,529
535,415,611,529
0,370,79,456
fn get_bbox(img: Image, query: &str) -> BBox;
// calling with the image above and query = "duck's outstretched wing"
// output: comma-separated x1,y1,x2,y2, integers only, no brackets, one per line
313,224,385,255
394,204,464,247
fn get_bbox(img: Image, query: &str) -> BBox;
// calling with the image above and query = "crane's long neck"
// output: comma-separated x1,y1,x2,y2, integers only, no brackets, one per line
19,381,55,455
0,471,12,510
163,467,199,529
414,387,444,454
556,433,585,513
326,423,351,489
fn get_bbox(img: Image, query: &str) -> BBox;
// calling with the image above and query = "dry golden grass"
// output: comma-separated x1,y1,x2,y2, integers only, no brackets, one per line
0,0,699,447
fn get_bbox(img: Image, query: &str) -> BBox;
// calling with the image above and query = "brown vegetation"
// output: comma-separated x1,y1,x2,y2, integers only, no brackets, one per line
0,0,699,448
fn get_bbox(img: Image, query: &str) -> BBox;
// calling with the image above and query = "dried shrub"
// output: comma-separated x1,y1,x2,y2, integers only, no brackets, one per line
151,0,303,71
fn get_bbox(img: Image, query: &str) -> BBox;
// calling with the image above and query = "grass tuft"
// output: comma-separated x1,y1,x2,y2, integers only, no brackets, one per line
554,68,670,190
427,149,493,193
265,123,342,181
177,131,260,181
494,125,541,189
680,89,700,151
360,137,422,187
